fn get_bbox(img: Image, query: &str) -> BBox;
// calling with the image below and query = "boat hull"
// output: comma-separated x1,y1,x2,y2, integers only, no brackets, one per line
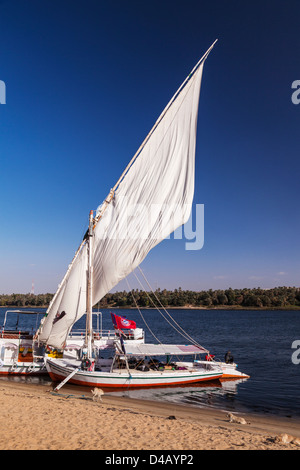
46,358,223,389
0,337,47,375
194,360,250,380
0,329,143,376
0,362,47,375
219,362,250,380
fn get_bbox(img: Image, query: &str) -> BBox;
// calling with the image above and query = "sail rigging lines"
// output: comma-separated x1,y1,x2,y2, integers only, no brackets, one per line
130,267,207,352
125,277,162,344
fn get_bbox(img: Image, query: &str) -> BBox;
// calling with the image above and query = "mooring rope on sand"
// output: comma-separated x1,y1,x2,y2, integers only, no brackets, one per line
50,391,92,401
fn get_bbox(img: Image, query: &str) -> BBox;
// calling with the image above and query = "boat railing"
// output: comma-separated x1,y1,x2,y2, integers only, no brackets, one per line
68,329,116,339
68,328,144,341
195,357,222,364
193,360,219,371
211,357,223,363
0,329,34,339
204,357,237,367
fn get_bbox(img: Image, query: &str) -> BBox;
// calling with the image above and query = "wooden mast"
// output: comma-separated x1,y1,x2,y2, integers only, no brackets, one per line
85,209,94,358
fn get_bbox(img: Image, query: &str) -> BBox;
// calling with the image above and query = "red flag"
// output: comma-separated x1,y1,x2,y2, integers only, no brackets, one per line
111,312,136,330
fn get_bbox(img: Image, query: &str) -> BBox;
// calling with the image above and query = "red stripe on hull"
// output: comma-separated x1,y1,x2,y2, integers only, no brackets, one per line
221,374,250,380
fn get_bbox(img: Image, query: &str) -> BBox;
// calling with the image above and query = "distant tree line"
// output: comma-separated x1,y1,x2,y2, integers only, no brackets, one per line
1,286,300,309
101,286,300,309
0,293,53,308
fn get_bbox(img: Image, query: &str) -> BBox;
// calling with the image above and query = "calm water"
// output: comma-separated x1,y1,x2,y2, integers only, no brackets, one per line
1,307,300,419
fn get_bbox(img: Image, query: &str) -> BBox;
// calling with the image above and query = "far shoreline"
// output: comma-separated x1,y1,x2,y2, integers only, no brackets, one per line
3,286,300,312
107,305,300,311
1,305,300,311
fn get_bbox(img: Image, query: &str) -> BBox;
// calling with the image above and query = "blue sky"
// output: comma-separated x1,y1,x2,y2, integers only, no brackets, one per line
0,0,299,294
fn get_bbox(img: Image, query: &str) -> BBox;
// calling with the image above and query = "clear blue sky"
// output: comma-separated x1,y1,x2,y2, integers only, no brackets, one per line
0,0,299,294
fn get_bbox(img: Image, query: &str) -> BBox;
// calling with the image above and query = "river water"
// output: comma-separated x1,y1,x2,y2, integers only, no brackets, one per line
1,307,300,419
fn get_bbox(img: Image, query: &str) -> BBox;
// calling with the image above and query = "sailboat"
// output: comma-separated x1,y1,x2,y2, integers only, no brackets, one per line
37,40,225,389
0,309,47,375
0,308,144,375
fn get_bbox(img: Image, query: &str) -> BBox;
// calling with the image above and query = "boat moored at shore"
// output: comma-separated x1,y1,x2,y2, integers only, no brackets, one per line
46,342,223,389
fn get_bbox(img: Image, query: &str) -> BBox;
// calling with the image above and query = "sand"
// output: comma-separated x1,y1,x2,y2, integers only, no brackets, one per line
0,379,300,451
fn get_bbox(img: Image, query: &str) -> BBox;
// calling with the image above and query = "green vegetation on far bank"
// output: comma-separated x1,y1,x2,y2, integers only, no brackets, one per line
0,293,53,308
1,286,300,310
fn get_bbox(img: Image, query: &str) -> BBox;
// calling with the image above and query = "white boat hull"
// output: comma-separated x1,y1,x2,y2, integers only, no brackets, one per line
194,360,249,380
0,361,47,375
46,357,223,389
0,337,47,375
0,328,143,376
219,362,250,379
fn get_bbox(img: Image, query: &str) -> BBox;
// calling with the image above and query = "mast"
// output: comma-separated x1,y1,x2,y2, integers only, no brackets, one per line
85,209,94,358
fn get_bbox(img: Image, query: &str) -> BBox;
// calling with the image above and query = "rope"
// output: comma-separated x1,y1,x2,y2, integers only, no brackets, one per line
50,392,92,400
133,271,195,344
125,277,162,344
136,266,208,352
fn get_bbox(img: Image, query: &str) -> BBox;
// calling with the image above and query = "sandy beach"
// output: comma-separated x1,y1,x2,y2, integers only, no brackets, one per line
0,379,300,451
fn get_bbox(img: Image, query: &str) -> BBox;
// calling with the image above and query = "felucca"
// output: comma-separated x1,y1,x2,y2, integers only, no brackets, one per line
37,40,225,389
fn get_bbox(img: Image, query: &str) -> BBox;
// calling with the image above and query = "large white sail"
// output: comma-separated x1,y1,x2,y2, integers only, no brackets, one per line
92,61,204,304
38,242,88,347
38,45,215,349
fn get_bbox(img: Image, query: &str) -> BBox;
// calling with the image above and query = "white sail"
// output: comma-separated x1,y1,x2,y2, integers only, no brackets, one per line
38,242,88,347
92,62,204,304
38,45,215,349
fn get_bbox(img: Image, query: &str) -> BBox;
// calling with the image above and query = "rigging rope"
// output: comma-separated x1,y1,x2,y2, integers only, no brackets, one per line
135,266,206,350
125,277,162,344
132,271,196,344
